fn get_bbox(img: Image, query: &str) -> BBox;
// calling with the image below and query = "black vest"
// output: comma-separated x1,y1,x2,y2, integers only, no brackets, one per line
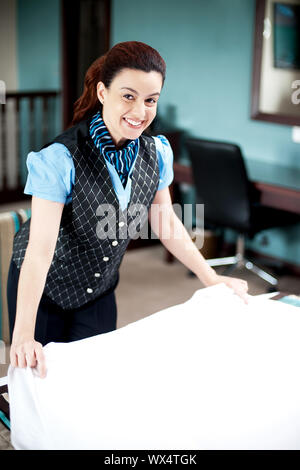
12,119,160,309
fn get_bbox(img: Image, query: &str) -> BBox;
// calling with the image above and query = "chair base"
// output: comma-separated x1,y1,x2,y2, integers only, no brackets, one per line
206,235,278,286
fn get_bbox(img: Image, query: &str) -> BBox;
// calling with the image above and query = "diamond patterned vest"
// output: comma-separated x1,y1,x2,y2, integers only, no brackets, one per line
12,119,159,309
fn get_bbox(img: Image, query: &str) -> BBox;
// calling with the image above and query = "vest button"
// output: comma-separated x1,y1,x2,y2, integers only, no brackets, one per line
94,272,100,277
119,221,125,227
87,288,93,294
112,240,118,246
103,256,109,262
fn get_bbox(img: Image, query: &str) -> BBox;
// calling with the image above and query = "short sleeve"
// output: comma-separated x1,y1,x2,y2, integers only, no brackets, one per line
153,135,174,191
23,143,74,204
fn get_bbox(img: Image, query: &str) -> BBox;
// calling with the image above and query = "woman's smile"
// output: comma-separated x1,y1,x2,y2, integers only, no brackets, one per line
123,117,144,129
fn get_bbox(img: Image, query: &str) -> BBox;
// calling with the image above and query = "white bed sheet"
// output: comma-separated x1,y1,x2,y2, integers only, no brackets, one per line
8,283,300,450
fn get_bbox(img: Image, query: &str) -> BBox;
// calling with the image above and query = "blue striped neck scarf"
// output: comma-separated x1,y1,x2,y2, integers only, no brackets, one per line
89,109,139,187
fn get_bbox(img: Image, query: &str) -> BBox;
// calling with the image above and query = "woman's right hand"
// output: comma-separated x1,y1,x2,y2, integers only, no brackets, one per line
10,337,47,378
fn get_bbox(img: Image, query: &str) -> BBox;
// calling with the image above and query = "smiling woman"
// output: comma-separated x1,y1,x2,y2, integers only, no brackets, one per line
7,41,249,380
96,68,163,147
71,41,166,134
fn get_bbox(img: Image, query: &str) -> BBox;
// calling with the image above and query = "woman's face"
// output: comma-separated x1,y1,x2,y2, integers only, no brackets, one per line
96,68,163,148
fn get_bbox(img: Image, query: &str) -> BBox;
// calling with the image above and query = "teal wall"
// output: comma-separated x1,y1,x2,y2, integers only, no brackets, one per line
111,0,300,266
16,0,62,183
17,0,61,90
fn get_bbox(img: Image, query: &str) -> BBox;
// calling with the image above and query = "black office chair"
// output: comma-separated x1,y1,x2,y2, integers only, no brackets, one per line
186,138,300,286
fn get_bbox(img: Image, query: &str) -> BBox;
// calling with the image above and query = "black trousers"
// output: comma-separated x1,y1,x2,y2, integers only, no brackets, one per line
7,257,118,346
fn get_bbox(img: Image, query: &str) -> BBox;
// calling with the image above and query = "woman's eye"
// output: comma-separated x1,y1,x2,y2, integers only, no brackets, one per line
146,98,157,104
123,95,157,104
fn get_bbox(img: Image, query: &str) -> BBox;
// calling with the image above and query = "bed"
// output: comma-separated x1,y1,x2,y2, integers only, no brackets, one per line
4,283,300,450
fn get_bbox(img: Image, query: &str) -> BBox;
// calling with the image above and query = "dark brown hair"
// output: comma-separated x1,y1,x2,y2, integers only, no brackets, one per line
71,41,166,126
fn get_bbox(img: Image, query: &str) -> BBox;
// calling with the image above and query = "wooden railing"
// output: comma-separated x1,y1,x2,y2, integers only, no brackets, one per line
0,90,61,204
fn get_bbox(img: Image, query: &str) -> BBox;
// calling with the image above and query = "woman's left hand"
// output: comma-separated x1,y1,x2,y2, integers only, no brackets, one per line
212,274,250,304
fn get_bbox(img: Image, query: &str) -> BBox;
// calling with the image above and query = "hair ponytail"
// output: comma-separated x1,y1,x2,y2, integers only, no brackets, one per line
71,55,106,126
71,41,166,127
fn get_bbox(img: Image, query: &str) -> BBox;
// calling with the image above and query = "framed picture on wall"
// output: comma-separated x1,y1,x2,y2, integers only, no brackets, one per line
251,0,300,126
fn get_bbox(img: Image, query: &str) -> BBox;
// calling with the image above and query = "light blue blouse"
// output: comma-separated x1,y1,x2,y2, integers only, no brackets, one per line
24,135,174,211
